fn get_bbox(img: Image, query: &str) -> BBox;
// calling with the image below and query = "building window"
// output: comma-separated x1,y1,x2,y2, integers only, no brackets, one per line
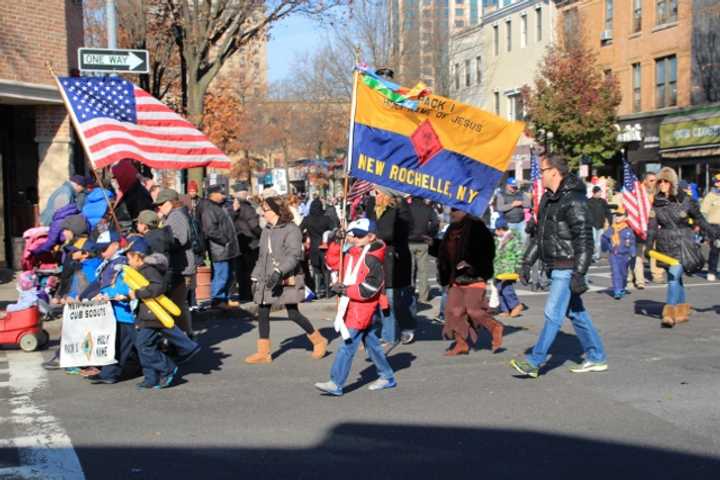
494,25,499,56
465,59,471,87
476,56,482,85
470,0,479,24
456,0,464,3
455,19,465,28
494,92,500,115
454,63,460,90
508,93,524,121
632,63,642,112
632,0,642,33
455,8,464,15
521,14,528,48
656,0,678,25
536,7,543,41
604,0,613,36
506,20,512,52
655,55,677,108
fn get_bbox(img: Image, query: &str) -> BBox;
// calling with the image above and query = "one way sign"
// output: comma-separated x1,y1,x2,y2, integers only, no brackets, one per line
78,48,149,74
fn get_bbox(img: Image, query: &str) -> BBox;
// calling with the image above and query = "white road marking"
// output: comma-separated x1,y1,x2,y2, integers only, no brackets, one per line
0,352,85,479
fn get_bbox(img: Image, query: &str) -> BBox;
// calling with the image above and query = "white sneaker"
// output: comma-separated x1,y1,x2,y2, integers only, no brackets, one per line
708,273,716,282
400,330,415,345
569,361,608,373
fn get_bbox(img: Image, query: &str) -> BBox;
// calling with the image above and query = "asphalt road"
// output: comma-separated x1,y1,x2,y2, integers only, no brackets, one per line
1,261,720,479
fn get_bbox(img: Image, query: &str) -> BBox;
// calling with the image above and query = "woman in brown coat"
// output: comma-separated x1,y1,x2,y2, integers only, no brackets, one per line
245,196,327,364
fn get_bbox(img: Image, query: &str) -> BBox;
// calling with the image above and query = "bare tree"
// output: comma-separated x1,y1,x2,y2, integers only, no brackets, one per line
692,0,720,104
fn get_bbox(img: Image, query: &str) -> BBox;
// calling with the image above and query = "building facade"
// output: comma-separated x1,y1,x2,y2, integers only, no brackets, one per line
0,0,84,267
450,0,556,177
557,0,720,189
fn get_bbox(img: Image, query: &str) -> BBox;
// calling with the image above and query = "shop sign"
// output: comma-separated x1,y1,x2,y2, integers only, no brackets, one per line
660,113,720,149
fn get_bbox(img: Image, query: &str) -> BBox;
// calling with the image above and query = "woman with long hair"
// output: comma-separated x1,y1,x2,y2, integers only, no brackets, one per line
245,196,327,363
647,167,718,327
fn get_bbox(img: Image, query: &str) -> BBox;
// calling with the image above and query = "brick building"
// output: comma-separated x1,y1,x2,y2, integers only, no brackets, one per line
556,0,720,189
0,0,84,267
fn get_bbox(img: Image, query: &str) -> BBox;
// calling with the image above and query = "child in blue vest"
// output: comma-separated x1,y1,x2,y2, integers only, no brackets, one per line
83,230,137,384
601,207,637,300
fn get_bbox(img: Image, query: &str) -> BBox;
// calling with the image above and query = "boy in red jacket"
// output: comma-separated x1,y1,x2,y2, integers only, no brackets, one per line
314,218,396,396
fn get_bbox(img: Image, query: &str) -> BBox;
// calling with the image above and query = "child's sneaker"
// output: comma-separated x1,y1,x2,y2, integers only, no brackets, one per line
314,381,343,396
136,381,155,389
154,367,178,389
368,377,397,391
613,291,623,300
64,367,81,375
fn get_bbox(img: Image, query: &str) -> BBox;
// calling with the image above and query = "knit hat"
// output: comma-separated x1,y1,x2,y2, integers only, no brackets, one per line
69,175,87,187
187,180,199,194
60,214,89,236
127,237,151,256
137,209,160,229
494,218,509,230
153,188,179,205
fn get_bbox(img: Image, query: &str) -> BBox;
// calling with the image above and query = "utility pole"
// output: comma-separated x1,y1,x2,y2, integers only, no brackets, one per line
106,0,117,49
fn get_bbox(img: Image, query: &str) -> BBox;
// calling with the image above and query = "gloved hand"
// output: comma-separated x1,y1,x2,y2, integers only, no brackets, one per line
333,228,346,241
330,283,347,296
570,272,589,295
266,270,282,290
520,264,531,286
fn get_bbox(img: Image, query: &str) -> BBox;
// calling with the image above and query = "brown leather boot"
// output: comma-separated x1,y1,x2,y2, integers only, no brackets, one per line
444,336,469,356
661,305,675,328
245,339,272,364
674,304,691,324
307,331,328,359
489,318,504,352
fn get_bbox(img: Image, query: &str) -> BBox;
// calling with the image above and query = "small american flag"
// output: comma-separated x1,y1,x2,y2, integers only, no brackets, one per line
56,76,229,170
530,150,544,221
622,159,650,240
347,179,374,201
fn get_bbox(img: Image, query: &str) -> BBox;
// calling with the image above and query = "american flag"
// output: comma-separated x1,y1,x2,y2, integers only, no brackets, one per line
530,150,544,221
622,159,650,240
347,179,374,201
56,76,229,170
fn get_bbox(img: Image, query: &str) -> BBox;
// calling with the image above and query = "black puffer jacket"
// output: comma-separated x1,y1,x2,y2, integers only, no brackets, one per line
233,200,261,252
646,191,715,269
300,200,334,268
523,174,593,274
408,197,439,242
200,199,240,261
134,254,169,329
369,200,412,289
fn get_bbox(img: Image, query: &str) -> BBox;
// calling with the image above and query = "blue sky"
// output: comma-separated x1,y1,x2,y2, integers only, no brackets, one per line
267,15,325,84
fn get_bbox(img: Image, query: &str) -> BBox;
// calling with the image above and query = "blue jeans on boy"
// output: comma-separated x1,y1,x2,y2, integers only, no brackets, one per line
526,269,607,368
498,281,520,312
330,327,395,389
162,325,199,357
666,264,685,305
136,327,176,386
609,253,630,295
99,323,137,381
211,261,232,303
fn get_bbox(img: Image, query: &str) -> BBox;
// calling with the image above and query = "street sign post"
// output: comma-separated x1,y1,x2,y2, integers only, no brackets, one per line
78,48,149,74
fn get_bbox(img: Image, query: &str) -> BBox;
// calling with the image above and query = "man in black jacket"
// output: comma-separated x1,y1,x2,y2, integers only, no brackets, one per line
511,154,607,378
232,182,261,302
587,186,611,262
200,184,240,308
408,197,439,302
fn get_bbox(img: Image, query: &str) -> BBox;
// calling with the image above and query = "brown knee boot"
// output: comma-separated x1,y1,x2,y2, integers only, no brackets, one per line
489,317,505,353
675,304,691,324
245,339,272,364
444,335,469,356
307,331,328,359
661,305,676,328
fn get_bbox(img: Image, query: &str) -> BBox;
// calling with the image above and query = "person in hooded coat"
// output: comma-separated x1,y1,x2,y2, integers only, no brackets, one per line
81,188,115,230
112,159,154,225
300,199,335,298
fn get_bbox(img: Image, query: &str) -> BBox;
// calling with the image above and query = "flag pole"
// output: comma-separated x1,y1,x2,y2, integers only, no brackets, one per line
47,63,122,232
339,51,361,279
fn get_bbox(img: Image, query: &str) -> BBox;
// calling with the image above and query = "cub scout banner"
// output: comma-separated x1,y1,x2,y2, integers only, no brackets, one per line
349,73,524,217
60,301,117,368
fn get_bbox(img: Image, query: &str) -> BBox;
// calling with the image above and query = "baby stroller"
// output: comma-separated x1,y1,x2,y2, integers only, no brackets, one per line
22,227,62,308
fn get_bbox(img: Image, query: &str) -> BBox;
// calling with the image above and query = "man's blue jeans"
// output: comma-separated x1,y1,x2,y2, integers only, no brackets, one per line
666,264,686,305
330,327,395,388
211,261,231,302
526,269,607,368
376,287,416,342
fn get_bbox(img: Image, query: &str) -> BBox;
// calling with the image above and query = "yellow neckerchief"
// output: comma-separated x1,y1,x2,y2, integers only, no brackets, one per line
611,221,628,247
